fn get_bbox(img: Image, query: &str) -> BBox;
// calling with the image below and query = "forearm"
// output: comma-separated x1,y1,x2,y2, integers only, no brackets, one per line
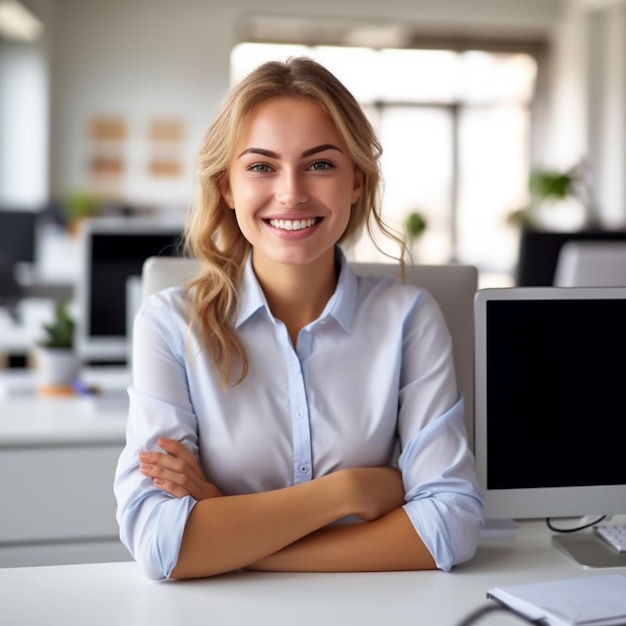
246,508,436,573
170,472,351,579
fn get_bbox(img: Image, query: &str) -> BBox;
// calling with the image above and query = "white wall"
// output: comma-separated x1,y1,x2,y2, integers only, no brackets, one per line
43,0,568,207
0,39,48,206
586,1,626,228
543,0,588,170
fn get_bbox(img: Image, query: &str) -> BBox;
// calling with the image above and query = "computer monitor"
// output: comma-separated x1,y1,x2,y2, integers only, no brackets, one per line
0,209,40,319
0,208,38,265
76,217,185,362
474,286,626,566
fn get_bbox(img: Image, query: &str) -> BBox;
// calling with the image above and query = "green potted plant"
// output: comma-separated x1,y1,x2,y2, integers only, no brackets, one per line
64,191,100,236
405,210,428,260
507,162,597,230
34,300,81,395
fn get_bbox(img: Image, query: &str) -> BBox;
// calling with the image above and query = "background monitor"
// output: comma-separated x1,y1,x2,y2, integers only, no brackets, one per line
515,228,626,286
76,217,185,363
0,209,40,318
0,208,38,265
474,286,626,566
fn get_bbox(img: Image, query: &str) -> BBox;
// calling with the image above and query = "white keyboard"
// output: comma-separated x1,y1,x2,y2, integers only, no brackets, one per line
593,522,626,553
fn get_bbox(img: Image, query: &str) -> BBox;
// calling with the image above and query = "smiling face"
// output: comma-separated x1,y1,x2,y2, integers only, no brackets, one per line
220,96,363,275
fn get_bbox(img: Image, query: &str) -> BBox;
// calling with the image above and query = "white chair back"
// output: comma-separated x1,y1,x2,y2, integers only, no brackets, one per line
554,241,626,286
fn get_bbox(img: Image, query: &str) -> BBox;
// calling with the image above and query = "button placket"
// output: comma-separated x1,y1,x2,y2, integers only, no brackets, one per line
287,336,313,484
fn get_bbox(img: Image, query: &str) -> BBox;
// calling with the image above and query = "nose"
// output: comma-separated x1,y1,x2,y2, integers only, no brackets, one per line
275,169,308,207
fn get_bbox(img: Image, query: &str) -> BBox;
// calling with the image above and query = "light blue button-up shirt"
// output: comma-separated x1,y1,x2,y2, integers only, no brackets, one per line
114,249,484,580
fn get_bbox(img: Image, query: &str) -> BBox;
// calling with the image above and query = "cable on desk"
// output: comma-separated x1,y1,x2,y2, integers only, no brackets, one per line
546,515,605,533
454,603,540,626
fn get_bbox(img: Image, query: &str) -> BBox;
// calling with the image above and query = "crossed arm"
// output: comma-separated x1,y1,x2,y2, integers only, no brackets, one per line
138,437,436,579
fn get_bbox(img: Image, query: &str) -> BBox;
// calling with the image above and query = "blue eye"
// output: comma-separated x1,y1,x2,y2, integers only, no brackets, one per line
309,160,333,171
248,163,272,173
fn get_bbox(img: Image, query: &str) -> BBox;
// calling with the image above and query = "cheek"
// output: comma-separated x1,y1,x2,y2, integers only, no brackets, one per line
232,200,263,239
228,177,268,209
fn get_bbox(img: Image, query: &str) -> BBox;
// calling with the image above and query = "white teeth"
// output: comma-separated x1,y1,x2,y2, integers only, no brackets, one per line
268,218,318,231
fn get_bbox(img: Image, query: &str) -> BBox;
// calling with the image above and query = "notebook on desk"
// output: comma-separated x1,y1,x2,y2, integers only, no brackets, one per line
486,575,626,626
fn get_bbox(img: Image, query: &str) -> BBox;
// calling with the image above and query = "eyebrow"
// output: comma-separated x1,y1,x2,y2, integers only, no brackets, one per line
237,144,343,159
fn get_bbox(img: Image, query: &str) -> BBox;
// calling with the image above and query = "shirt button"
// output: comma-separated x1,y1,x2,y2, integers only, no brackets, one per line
296,409,304,419
299,465,309,474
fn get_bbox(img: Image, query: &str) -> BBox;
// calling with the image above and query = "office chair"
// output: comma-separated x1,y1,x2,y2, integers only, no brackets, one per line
553,241,626,286
141,256,478,448
515,228,626,286
0,261,23,322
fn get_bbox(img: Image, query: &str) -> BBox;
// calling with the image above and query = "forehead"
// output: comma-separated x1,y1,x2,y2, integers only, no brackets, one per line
237,96,344,147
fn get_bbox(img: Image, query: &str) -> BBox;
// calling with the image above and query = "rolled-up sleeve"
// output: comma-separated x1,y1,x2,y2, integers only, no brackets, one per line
399,396,483,571
396,291,484,570
114,391,198,580
113,293,200,580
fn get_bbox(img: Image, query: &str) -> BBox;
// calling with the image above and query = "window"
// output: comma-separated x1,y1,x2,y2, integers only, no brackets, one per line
231,43,538,280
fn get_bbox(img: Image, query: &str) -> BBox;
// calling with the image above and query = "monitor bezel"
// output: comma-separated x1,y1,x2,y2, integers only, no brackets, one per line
474,286,626,520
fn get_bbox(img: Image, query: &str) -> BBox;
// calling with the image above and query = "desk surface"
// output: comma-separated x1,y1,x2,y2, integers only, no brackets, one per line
0,367,129,445
2,521,625,626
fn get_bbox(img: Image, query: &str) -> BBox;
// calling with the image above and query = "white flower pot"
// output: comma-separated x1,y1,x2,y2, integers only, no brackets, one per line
34,347,81,392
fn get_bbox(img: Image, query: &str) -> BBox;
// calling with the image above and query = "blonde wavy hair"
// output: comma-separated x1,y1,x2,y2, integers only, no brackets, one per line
184,56,406,387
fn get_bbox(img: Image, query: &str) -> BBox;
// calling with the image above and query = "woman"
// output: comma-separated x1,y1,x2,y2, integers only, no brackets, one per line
114,57,483,580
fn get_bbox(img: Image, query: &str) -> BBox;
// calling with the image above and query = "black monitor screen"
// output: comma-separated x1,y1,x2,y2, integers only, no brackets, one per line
486,298,626,490
88,231,183,337
0,210,38,264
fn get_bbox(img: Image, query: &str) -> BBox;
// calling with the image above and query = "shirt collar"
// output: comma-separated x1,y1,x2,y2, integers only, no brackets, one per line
234,247,359,332
323,247,358,332
235,254,268,328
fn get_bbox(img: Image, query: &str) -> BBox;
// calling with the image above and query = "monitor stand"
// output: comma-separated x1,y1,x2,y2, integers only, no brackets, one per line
552,533,626,568
480,518,519,540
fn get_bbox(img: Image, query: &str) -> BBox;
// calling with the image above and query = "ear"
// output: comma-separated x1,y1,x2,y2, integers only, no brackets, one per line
351,167,364,204
219,176,234,209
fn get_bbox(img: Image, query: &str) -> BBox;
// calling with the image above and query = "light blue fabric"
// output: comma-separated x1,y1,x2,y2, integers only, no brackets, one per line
114,248,484,579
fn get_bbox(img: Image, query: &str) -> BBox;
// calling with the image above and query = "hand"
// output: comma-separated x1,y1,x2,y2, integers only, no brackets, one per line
341,467,405,522
138,437,223,501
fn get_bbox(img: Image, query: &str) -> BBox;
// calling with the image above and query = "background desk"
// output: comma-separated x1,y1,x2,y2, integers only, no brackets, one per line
0,368,132,567
2,521,626,626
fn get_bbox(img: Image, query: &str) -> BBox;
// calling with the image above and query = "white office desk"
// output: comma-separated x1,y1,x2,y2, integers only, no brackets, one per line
1,521,625,626
0,368,131,568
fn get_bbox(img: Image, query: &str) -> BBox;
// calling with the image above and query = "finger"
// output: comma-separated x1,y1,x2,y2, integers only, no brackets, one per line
139,453,209,498
153,477,190,499
156,440,205,477
140,462,197,491
140,450,200,480
157,438,198,466
146,465,218,500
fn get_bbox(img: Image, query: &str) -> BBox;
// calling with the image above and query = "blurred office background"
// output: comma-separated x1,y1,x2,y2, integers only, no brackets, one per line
2,0,626,365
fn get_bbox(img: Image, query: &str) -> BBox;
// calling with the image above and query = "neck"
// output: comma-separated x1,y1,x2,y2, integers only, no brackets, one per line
252,250,338,344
